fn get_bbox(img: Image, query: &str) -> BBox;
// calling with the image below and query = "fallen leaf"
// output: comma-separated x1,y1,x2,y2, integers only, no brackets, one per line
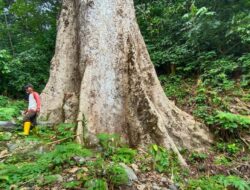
68,167,79,173
0,149,8,157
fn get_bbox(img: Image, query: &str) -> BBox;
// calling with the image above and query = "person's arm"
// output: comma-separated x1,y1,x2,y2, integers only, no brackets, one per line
33,92,41,112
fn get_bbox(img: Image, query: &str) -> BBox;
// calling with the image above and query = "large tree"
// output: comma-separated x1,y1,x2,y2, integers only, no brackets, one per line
40,0,212,165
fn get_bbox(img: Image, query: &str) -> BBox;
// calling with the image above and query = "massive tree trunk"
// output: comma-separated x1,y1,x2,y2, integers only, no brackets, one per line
40,0,213,165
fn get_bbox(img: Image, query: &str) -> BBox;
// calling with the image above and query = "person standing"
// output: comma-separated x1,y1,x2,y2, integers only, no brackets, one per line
22,84,41,135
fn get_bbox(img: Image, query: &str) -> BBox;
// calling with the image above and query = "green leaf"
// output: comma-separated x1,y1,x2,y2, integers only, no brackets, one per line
152,144,158,152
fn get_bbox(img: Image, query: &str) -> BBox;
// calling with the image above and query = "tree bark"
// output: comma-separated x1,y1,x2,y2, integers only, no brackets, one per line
40,0,213,165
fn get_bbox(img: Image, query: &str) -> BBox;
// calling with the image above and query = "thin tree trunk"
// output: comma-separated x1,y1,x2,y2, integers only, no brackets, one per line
40,0,213,166
4,12,14,56
170,64,176,75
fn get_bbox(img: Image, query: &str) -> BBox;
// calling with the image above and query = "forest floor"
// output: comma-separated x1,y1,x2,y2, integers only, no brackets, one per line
0,126,249,190
0,76,249,190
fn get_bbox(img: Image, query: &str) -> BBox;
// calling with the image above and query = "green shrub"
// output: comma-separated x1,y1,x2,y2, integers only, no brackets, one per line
160,75,189,101
112,147,137,164
0,96,25,121
0,48,51,97
97,133,121,157
107,164,128,186
84,179,108,190
0,96,9,107
187,177,223,190
214,112,250,134
216,142,241,155
189,152,208,163
63,181,81,189
0,132,12,141
0,50,12,94
217,175,250,190
0,108,16,120
192,106,210,120
41,143,92,165
186,175,249,190
202,58,238,92
214,155,231,166
86,158,106,177
242,94,250,102
56,123,75,140
39,175,59,186
0,143,92,188
239,53,250,88
149,144,170,173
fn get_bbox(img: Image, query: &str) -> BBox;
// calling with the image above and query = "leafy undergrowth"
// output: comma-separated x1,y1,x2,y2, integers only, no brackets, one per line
160,75,250,141
159,75,250,189
0,78,249,190
0,123,249,189
0,95,25,121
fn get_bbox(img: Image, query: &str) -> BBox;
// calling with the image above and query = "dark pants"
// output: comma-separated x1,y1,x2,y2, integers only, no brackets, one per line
23,110,37,127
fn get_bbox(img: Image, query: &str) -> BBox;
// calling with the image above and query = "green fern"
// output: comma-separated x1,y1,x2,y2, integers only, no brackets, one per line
216,112,250,129
107,164,128,186
149,144,170,173
186,175,250,190
216,175,250,190
0,143,92,188
187,177,223,190
0,96,25,120
84,179,108,190
56,123,75,140
111,147,137,164
63,181,81,189
97,133,121,157
40,143,92,165
0,108,16,120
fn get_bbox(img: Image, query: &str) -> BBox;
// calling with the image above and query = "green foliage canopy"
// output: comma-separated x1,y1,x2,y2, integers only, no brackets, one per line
0,0,60,97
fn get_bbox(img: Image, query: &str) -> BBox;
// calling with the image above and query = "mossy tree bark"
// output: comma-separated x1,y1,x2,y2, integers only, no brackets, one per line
40,0,213,166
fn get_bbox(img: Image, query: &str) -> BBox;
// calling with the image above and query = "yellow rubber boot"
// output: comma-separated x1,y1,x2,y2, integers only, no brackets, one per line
23,122,31,135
